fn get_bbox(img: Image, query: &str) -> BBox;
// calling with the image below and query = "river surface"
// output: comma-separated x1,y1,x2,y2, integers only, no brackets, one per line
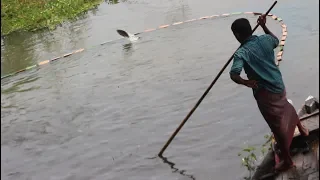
1,0,319,180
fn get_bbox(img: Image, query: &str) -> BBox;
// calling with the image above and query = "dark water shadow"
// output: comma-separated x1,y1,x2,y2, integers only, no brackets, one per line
121,37,153,50
121,38,153,56
1,32,37,76
122,43,134,57
123,43,133,52
1,75,40,94
159,155,196,180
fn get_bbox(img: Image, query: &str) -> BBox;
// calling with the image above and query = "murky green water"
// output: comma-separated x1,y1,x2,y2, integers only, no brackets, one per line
1,0,319,179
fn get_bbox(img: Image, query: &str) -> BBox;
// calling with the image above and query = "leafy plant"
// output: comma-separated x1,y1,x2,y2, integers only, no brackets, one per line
238,134,272,180
1,0,103,35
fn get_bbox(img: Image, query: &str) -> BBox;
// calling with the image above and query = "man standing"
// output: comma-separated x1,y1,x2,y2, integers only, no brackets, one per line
229,15,309,172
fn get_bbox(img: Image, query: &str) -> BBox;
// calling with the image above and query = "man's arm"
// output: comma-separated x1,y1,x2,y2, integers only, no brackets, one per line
229,53,258,89
258,15,279,48
230,53,247,86
261,25,278,42
230,74,258,89
230,74,246,85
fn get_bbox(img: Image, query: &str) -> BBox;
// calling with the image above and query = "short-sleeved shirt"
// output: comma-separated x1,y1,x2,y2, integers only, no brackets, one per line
229,34,285,94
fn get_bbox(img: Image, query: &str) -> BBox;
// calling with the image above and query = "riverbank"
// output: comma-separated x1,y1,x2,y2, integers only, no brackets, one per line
1,0,103,36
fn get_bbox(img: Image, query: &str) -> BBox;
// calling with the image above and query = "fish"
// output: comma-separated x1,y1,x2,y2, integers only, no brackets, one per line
116,29,140,42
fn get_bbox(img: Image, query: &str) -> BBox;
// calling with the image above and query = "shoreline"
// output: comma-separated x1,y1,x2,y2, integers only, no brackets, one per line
1,0,103,36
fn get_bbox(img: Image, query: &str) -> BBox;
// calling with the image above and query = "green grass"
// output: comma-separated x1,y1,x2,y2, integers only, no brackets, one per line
1,0,103,35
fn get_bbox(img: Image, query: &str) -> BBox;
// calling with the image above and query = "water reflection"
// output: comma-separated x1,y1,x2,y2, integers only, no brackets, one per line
1,75,40,95
1,6,91,77
165,0,192,22
159,156,196,180
106,0,120,4
120,37,153,58
123,43,133,56
1,32,37,76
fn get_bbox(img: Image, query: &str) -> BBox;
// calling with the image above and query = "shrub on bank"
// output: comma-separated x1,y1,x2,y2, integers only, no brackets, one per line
1,0,103,35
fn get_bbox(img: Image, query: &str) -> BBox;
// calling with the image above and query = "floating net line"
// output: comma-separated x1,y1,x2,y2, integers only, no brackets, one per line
1,12,287,80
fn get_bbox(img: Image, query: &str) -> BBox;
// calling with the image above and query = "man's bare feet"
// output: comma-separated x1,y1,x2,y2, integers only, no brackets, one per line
298,125,309,136
274,160,295,173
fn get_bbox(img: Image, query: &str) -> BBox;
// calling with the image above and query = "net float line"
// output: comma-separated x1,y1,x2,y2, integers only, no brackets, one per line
1,12,287,80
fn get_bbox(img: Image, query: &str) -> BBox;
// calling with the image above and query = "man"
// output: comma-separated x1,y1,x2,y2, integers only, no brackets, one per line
229,15,309,172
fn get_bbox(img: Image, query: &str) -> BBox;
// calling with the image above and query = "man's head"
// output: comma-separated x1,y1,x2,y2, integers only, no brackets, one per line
231,18,252,43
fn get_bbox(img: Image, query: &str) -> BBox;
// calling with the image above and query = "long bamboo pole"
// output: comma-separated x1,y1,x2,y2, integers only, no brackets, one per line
158,1,278,157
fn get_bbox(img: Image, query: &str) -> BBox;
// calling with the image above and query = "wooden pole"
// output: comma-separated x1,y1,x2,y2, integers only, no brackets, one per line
158,1,278,157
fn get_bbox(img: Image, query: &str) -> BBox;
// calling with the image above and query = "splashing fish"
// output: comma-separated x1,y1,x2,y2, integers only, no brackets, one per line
116,29,140,42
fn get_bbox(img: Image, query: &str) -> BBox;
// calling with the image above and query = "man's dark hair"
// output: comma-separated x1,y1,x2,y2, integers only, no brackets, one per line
231,18,252,37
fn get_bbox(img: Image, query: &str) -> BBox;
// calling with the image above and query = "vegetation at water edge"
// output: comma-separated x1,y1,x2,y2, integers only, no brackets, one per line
1,0,103,35
238,134,272,180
